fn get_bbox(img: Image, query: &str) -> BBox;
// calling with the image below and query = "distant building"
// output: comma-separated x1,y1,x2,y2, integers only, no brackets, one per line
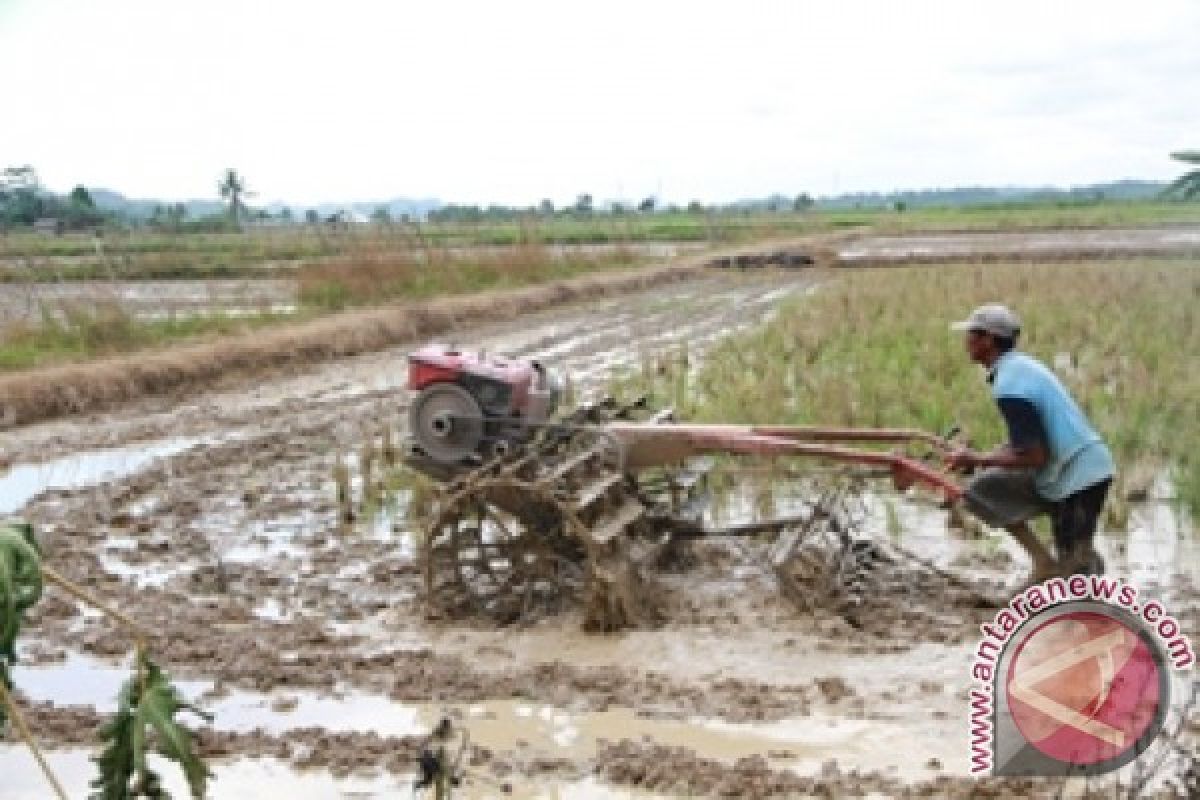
324,209,369,226
33,217,65,235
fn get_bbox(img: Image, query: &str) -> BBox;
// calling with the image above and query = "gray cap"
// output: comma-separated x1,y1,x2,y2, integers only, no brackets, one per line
950,303,1021,338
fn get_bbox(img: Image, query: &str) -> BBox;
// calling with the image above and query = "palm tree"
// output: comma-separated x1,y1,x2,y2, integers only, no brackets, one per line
1163,151,1200,200
217,168,249,225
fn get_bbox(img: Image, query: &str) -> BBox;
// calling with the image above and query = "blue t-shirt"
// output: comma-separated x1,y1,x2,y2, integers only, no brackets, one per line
990,350,1114,501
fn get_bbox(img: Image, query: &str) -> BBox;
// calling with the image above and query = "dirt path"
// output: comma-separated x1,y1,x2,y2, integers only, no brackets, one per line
2,266,1196,798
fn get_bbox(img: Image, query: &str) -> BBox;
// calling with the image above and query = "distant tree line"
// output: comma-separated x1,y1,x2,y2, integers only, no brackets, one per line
424,192,816,223
0,165,106,230
818,181,1174,211
6,152,1192,235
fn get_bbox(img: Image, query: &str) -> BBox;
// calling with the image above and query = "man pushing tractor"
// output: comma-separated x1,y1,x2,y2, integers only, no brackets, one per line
947,303,1114,583
401,302,1115,627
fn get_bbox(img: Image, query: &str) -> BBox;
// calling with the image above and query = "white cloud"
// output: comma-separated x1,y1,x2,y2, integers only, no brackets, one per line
1,0,1196,205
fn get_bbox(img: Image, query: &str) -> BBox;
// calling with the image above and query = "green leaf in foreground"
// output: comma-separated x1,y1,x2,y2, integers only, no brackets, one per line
91,654,214,800
0,520,43,730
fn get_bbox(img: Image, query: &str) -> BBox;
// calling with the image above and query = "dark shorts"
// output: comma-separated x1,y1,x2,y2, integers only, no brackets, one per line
1048,477,1111,554
964,468,1111,550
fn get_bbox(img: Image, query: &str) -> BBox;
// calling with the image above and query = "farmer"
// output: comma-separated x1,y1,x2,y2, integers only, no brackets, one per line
945,304,1114,581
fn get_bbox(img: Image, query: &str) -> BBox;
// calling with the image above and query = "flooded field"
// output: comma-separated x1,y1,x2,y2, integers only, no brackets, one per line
0,242,709,324
0,279,296,323
839,225,1200,262
1,264,1197,798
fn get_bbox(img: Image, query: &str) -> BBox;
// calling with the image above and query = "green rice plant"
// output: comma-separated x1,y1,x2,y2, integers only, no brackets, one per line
883,499,902,540
333,459,354,525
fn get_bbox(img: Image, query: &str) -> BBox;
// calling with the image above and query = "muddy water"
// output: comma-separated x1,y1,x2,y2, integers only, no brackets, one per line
0,279,296,323
0,749,669,799
839,226,1200,261
5,648,953,778
0,437,206,513
2,268,1197,798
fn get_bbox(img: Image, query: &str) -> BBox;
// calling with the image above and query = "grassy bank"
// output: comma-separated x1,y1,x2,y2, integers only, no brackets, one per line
622,259,1200,520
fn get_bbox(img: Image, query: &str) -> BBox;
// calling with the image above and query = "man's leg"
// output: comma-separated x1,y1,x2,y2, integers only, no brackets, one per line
1004,520,1059,582
1050,478,1111,576
963,468,1058,582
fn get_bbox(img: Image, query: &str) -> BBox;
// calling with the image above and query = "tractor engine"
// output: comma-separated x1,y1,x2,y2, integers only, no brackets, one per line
406,345,563,466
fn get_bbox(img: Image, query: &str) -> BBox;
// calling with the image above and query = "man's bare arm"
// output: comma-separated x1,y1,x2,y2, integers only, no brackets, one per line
945,442,1047,471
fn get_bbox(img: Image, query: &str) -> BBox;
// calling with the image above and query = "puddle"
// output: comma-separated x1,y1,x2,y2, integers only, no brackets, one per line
0,279,298,324
222,519,313,564
10,652,208,713
208,688,424,736
97,552,192,589
201,505,326,566
10,653,421,737
459,700,960,780
8,650,961,778
1102,482,1198,589
138,303,299,321
253,596,287,621
710,469,1198,583
0,438,206,514
96,532,195,589
0,748,667,799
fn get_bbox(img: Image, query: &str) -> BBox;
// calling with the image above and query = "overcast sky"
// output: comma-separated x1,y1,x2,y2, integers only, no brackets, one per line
1,0,1197,207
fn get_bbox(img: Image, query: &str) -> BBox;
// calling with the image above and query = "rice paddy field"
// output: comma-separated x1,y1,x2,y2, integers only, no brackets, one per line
1,220,1198,799
624,258,1200,521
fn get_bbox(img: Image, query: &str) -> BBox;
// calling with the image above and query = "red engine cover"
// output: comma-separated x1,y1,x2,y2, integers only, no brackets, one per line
407,345,537,411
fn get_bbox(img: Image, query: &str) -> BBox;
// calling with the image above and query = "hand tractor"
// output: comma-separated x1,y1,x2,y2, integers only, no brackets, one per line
403,345,986,631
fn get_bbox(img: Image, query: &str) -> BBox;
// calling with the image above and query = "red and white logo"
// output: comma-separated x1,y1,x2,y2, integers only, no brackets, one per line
968,577,1194,777
1005,609,1163,767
